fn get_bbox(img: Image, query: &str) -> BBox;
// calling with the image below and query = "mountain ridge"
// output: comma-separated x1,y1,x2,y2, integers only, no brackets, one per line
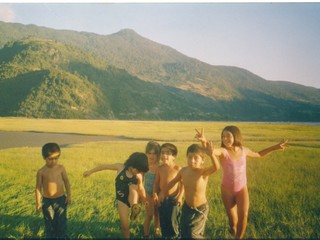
0,21,319,121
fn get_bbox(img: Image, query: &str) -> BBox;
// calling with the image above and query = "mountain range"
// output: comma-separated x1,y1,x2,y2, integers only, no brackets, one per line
0,21,319,121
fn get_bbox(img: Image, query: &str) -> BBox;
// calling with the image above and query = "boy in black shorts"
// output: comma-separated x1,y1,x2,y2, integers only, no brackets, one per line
163,143,220,238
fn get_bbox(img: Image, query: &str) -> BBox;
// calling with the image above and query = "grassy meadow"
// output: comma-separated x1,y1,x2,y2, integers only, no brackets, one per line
0,118,319,239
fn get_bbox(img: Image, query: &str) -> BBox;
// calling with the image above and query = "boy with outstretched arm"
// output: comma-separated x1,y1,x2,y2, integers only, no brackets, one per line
163,142,220,239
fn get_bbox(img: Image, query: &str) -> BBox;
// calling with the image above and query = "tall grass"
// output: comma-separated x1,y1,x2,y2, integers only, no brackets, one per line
1,118,319,142
0,118,319,238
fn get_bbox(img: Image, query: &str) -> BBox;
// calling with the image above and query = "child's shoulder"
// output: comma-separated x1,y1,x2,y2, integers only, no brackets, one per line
218,147,228,153
158,163,169,168
174,164,181,171
157,163,178,172
241,146,249,151
37,165,47,173
56,164,66,169
37,164,64,174
217,147,228,157
157,164,166,171
180,166,188,173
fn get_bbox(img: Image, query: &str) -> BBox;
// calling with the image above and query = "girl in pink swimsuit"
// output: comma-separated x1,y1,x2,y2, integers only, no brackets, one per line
221,145,247,194
195,126,288,239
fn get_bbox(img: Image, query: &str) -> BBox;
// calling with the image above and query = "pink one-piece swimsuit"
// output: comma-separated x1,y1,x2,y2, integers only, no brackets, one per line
221,148,247,193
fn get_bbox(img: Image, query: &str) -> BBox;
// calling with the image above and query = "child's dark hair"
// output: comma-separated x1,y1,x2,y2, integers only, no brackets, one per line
160,143,178,156
42,143,61,158
145,141,161,161
124,152,149,173
187,144,206,158
221,126,243,148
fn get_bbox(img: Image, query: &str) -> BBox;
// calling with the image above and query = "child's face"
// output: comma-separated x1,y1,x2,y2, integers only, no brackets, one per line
147,150,158,163
222,130,234,148
130,167,140,176
187,152,204,169
44,152,60,168
160,147,175,165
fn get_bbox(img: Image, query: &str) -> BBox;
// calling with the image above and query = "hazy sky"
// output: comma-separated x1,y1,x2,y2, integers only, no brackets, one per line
0,2,320,88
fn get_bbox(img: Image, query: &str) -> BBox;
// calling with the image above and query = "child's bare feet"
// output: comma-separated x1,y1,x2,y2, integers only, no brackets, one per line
130,203,141,221
154,228,161,238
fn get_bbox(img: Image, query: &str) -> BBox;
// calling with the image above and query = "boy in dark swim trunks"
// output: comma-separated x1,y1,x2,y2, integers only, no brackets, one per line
35,143,71,238
153,143,184,239
83,152,149,239
163,143,220,239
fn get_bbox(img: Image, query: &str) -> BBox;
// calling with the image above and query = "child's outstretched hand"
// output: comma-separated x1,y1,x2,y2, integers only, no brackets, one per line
195,128,206,143
83,170,91,178
278,139,288,151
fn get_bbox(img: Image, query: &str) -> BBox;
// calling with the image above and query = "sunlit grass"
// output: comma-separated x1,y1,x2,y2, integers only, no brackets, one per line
0,118,319,238
1,117,319,142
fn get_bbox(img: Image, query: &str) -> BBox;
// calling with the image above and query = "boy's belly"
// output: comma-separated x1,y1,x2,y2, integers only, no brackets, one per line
43,182,64,198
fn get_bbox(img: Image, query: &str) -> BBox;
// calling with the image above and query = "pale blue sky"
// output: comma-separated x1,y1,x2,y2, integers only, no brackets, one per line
0,3,320,88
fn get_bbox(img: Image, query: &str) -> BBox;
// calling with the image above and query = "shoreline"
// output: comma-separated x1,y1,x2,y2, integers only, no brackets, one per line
0,131,134,150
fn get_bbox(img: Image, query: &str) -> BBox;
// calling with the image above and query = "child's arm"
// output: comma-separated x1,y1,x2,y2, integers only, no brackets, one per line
246,139,288,158
153,167,161,206
202,141,221,176
83,163,123,177
61,166,71,205
176,177,184,206
163,170,182,194
136,173,148,205
160,169,183,205
35,170,42,212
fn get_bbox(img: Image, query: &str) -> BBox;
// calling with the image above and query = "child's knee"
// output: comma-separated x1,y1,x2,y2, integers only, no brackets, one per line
146,210,154,219
120,222,130,233
238,210,249,220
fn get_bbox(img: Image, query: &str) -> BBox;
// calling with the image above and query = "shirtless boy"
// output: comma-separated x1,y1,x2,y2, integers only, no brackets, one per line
164,143,220,239
153,143,184,239
35,143,71,238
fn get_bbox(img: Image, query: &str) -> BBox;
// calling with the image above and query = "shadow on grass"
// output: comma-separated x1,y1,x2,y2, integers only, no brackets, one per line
0,214,143,239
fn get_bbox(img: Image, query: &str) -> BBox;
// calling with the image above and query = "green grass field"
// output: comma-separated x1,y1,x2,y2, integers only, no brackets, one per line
0,118,319,239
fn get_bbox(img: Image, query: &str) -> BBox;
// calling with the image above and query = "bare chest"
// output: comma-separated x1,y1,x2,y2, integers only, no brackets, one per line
42,168,63,185
183,171,207,191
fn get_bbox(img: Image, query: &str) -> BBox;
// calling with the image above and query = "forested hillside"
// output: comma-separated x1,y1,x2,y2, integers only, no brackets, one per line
0,21,319,121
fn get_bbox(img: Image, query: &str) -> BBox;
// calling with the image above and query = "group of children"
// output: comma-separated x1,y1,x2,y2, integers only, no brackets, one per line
35,125,288,239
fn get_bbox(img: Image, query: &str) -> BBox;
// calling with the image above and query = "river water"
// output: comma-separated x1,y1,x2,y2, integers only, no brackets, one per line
0,131,129,150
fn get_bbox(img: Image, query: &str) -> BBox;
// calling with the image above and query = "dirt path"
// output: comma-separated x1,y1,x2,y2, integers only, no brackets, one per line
0,131,131,150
